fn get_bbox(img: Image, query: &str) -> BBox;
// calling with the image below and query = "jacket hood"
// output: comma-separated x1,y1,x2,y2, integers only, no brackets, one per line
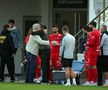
31,30,45,38
8,26,17,31
1,29,11,35
103,31,108,36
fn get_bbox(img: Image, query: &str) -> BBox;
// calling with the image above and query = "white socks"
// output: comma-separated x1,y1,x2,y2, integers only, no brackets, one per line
65,79,71,86
67,79,70,84
66,78,76,85
73,78,76,85
73,78,76,82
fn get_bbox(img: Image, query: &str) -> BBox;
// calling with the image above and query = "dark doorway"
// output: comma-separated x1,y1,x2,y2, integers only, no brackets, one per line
23,16,41,40
54,10,87,35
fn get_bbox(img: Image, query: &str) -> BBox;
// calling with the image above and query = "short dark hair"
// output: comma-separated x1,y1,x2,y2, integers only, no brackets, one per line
102,25,107,31
43,25,47,29
89,21,97,28
8,19,15,24
83,26,91,32
62,26,69,32
53,24,60,29
3,24,9,30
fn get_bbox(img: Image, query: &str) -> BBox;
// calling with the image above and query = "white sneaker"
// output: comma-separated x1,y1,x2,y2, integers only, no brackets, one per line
82,81,90,86
64,83,71,86
34,78,41,84
92,83,97,86
89,81,97,86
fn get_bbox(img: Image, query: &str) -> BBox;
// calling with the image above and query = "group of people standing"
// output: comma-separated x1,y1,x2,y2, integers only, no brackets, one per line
1,19,107,86
82,21,108,86
0,19,76,86
25,23,76,86
0,19,22,82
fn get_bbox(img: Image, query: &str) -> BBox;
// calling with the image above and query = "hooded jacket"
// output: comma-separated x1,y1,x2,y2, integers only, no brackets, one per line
0,29,14,56
26,30,49,56
31,30,50,50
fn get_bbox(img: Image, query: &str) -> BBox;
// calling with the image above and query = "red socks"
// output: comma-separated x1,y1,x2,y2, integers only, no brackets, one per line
36,68,41,79
92,69,98,82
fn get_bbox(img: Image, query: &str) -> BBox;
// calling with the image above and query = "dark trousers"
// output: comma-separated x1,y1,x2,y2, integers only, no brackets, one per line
0,55,15,80
40,49,50,83
25,52,36,83
97,55,103,86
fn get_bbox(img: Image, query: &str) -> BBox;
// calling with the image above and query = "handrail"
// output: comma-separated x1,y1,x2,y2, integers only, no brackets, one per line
74,6,108,37
74,6,108,58
88,6,108,26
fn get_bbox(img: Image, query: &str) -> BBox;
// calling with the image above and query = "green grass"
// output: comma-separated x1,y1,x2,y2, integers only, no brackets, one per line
0,82,108,90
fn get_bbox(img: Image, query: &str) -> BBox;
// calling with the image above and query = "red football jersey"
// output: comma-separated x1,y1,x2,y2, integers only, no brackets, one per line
85,29,101,55
49,33,63,53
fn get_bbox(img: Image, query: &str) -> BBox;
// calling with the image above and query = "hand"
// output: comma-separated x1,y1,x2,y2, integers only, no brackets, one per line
51,41,58,46
59,56,62,61
12,54,15,57
85,46,88,50
20,63,24,67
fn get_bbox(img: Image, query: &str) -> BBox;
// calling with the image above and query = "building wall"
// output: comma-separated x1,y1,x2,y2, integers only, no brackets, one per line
0,0,53,74
0,0,42,30
41,0,53,32
89,0,108,22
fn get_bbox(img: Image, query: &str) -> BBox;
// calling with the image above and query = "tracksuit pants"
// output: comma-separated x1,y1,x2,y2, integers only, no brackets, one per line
0,55,15,81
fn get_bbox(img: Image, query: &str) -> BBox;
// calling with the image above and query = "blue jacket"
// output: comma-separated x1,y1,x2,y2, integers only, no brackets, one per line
11,26,23,48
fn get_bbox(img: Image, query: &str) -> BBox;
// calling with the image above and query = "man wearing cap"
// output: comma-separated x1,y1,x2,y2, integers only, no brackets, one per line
25,23,49,83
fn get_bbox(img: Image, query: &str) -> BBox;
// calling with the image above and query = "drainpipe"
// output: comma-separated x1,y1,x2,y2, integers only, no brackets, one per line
103,0,106,21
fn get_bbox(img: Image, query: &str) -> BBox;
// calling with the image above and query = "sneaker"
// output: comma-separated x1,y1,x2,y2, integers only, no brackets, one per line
91,83,97,86
82,81,90,86
64,83,71,86
41,82,48,85
34,78,41,84
89,81,97,86
48,80,52,84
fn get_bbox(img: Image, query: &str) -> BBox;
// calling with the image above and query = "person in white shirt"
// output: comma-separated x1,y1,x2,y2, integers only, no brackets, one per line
100,25,108,86
60,26,76,86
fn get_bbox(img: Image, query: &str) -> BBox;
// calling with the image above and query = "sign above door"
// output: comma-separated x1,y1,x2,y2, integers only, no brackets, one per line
53,0,88,8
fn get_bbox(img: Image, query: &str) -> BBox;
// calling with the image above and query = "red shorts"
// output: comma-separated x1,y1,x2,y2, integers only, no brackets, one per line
50,53,62,69
85,51,98,66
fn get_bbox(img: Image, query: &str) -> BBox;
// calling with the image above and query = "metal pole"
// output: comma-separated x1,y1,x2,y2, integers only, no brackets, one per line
103,0,106,21
74,11,77,35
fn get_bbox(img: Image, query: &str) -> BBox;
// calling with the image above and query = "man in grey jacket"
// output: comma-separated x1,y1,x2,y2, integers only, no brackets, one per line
25,23,49,83
60,26,76,86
